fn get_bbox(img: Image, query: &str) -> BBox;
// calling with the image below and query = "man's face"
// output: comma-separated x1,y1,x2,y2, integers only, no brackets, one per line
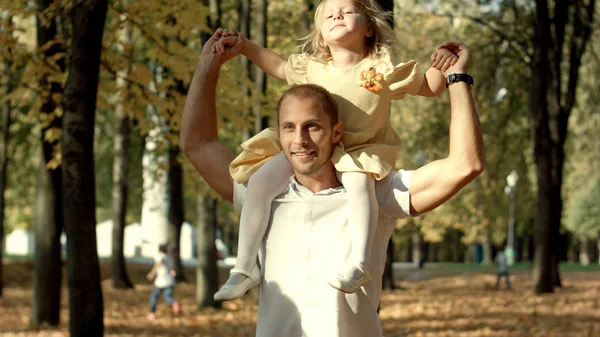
278,95,343,177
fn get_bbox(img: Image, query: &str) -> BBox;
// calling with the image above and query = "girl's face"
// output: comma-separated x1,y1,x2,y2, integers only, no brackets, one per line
319,0,373,48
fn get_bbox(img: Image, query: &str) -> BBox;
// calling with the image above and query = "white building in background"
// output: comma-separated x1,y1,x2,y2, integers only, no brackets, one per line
94,220,196,259
5,228,35,256
5,221,197,260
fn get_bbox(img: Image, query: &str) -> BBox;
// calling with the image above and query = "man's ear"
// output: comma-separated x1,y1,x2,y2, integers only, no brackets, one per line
332,120,344,143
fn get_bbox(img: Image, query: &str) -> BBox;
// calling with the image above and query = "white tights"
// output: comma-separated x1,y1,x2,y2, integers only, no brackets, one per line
233,153,378,277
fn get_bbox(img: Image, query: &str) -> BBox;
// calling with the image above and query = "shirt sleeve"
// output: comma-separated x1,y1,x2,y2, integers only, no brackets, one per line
284,53,310,85
384,59,424,100
375,169,414,219
233,181,248,213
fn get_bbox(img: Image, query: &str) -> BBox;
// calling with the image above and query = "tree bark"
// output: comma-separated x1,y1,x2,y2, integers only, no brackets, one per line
252,0,268,133
531,0,595,294
111,0,134,289
238,0,253,140
168,146,185,281
30,2,64,324
383,237,395,290
61,0,108,335
196,194,220,309
0,46,13,298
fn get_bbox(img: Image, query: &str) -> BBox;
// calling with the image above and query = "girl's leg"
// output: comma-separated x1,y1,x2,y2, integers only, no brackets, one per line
147,287,161,319
214,153,293,301
163,286,174,305
329,171,378,293
164,286,180,315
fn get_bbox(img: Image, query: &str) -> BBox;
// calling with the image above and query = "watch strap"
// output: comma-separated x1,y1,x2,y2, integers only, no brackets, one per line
445,73,474,88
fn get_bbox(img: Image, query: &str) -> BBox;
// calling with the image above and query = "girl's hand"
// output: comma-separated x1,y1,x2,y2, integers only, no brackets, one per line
212,28,240,55
201,28,244,63
435,41,471,76
430,47,458,72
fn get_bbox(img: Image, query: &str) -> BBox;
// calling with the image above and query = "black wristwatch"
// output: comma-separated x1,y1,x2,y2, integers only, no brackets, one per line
445,73,474,88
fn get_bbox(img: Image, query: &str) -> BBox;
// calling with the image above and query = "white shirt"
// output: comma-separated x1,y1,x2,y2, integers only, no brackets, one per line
153,252,175,288
233,170,413,337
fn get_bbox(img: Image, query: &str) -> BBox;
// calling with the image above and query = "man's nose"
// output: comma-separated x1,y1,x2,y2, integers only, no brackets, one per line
294,130,308,145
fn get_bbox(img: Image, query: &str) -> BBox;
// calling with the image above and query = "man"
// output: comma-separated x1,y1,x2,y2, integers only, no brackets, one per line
180,29,484,337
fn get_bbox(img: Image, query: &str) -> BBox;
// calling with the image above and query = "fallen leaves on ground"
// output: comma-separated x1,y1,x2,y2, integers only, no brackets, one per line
0,260,598,337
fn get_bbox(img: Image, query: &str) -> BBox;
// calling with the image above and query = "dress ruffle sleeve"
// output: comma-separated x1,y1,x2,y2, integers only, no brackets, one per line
284,53,310,85
383,57,424,100
229,127,281,183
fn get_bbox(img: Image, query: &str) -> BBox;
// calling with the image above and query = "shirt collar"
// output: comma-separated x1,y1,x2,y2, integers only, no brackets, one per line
289,176,345,196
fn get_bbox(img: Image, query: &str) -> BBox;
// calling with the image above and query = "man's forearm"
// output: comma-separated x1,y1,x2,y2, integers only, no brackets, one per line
447,83,484,172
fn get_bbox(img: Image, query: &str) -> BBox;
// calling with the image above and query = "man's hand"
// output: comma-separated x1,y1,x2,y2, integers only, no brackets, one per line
435,41,471,76
146,273,154,281
201,28,244,64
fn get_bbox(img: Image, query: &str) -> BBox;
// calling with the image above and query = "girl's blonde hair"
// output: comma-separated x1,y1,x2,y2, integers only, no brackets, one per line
301,0,395,62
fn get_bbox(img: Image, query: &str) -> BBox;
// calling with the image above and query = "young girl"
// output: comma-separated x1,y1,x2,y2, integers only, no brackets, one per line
213,0,457,301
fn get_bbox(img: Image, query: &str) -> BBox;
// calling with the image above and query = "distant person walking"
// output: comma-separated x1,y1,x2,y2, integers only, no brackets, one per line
146,243,181,320
495,247,512,289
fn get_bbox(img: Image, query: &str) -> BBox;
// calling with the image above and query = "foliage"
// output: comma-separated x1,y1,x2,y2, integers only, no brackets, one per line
566,178,600,240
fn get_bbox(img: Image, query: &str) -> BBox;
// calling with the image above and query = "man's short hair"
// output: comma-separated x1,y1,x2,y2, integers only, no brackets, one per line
276,84,339,126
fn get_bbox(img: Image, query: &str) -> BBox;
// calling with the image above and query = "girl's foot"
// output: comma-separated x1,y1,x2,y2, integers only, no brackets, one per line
214,266,261,301
146,312,157,321
328,263,370,293
172,301,180,316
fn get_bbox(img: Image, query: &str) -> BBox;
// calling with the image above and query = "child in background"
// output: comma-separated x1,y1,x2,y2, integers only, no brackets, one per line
146,243,181,320
213,0,458,301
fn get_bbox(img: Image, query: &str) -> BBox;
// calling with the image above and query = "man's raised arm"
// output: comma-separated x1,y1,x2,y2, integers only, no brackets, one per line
180,29,243,202
408,41,485,215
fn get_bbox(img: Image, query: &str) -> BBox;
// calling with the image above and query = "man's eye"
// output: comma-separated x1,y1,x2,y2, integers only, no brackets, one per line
282,125,293,130
308,124,320,130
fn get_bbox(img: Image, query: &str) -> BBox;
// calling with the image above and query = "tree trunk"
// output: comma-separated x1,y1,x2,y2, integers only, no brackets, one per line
252,0,268,134
531,0,595,294
375,0,396,284
383,237,395,290
31,2,64,324
0,51,13,298
196,194,220,309
579,238,589,266
61,0,108,335
31,155,63,326
168,146,185,281
482,230,492,264
238,0,253,140
111,0,134,289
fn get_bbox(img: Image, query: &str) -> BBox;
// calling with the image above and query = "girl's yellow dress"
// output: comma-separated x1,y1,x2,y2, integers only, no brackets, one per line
229,53,423,183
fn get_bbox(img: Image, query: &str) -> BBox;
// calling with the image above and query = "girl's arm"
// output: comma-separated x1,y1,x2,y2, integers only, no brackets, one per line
217,31,287,81
417,47,458,97
146,259,162,280
240,36,287,81
417,67,446,97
